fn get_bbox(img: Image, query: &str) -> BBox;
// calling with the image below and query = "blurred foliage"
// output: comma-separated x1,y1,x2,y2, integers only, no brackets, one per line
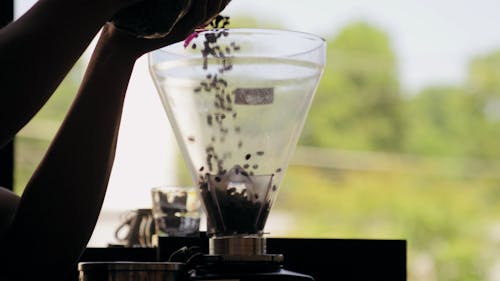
301,23,405,152
11,18,500,281
466,51,500,159
287,21,500,281
276,165,500,281
403,86,475,156
225,15,283,30
14,60,82,193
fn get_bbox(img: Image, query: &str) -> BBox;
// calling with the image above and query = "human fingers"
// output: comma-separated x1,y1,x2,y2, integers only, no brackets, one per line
217,0,231,14
201,0,232,28
202,0,231,21
184,0,210,28
110,0,142,11
206,0,223,20
155,0,209,44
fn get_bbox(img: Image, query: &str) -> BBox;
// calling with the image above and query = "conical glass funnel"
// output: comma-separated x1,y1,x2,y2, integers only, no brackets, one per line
149,28,326,238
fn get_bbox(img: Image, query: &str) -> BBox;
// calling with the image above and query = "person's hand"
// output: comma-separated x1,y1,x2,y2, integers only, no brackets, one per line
101,0,231,60
107,0,143,12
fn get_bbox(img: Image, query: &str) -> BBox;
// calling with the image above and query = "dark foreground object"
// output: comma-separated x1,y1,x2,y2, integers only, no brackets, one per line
76,236,406,281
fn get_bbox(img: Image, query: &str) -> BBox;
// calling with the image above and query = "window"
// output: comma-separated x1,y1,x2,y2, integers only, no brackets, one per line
10,1,500,281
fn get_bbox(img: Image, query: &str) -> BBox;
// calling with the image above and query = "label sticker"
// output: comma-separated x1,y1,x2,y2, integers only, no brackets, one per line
234,88,274,105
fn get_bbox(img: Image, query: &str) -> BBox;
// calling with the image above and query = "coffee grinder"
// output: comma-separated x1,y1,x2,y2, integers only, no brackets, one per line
149,28,326,281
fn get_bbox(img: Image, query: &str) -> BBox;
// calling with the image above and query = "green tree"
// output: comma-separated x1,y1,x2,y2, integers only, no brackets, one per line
469,50,500,99
301,22,404,151
403,86,476,157
465,50,500,159
404,49,500,159
15,60,83,192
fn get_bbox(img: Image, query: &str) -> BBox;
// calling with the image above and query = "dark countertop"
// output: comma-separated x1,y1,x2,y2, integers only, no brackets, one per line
77,237,406,281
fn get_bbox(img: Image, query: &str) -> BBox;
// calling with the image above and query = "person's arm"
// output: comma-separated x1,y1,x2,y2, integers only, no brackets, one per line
0,187,19,235
0,0,138,147
0,23,136,281
0,1,229,280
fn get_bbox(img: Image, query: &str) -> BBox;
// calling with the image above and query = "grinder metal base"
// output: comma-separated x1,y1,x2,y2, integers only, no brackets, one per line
191,236,314,281
209,236,270,257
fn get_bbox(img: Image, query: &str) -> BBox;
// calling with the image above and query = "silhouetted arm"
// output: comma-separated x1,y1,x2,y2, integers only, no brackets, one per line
0,22,137,281
0,0,137,147
0,1,230,280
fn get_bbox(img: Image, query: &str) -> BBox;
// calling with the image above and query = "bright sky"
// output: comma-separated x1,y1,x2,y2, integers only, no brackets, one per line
224,0,500,92
16,0,500,91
